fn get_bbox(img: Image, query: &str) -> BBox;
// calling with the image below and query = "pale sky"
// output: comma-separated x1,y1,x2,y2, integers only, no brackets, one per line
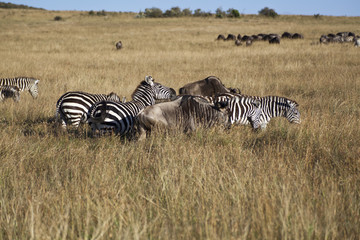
6,0,360,16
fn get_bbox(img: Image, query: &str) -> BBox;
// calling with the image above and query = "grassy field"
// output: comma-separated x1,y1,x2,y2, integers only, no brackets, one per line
1,9,360,239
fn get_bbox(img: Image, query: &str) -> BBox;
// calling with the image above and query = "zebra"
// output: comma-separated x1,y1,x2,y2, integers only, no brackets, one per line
55,91,121,129
241,94,300,129
88,76,176,136
210,93,300,129
0,77,39,99
212,93,263,129
0,85,20,102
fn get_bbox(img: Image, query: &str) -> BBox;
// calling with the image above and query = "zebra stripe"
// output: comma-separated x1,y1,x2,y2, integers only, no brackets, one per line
88,76,176,135
242,95,301,129
0,85,20,102
0,77,39,98
55,91,121,129
212,93,262,129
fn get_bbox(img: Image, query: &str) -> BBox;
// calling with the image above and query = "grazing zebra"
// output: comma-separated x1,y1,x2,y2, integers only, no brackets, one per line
55,91,121,129
242,95,300,129
0,85,20,102
88,76,176,135
212,93,262,129
0,77,39,99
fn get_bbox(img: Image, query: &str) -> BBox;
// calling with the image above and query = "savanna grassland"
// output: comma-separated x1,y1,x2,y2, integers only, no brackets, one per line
0,9,360,239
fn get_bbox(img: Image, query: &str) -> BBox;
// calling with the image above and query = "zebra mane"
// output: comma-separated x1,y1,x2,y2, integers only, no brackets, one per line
130,80,152,100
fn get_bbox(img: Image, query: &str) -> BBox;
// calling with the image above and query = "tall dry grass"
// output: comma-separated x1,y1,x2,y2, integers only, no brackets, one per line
0,9,360,239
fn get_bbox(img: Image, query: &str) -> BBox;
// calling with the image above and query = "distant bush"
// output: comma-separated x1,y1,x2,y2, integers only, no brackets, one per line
163,7,182,17
227,8,241,18
144,8,163,18
0,2,43,9
182,8,192,16
258,7,278,18
54,16,63,21
314,13,322,19
215,8,226,18
88,10,95,16
97,10,107,16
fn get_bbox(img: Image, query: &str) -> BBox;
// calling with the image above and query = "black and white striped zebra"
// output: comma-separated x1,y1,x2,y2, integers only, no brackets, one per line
88,76,176,135
212,93,263,129
0,85,20,102
0,77,40,99
55,91,121,129
240,94,301,129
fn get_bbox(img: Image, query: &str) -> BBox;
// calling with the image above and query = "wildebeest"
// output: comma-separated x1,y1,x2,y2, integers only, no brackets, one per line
226,34,237,41
235,39,242,46
0,85,20,102
281,32,292,39
216,34,226,40
292,33,304,39
246,39,253,46
136,95,232,140
269,36,280,44
115,41,122,49
178,76,241,97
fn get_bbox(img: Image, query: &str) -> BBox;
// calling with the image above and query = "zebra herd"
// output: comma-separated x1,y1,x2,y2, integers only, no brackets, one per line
0,77,39,102
1,75,300,139
319,32,360,46
54,75,300,139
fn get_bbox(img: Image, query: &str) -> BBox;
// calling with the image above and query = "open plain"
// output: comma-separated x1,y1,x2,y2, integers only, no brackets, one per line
0,9,360,239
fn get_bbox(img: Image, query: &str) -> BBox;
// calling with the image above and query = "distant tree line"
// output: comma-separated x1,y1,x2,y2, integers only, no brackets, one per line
137,7,280,18
0,1,43,9
137,7,244,18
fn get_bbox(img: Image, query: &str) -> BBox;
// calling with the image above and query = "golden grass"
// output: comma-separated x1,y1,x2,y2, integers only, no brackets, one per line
1,9,360,239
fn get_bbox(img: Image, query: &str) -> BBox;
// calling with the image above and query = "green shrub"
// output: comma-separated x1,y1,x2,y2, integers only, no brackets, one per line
144,8,163,18
258,7,278,18
54,16,62,21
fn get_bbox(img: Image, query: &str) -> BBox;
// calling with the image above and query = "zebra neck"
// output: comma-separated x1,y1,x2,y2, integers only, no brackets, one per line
131,86,155,108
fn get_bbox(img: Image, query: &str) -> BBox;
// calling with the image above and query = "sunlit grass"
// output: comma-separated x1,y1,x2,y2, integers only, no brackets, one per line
0,9,360,239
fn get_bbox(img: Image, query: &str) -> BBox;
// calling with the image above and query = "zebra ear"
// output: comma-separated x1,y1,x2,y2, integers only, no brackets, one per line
145,76,154,86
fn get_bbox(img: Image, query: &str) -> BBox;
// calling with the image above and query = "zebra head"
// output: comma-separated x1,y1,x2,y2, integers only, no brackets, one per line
285,99,301,124
106,92,121,102
145,76,176,101
29,79,40,99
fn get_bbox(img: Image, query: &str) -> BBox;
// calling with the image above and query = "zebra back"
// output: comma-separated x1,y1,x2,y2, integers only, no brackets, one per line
55,91,121,128
240,95,301,127
0,77,39,98
0,85,20,102
213,93,262,129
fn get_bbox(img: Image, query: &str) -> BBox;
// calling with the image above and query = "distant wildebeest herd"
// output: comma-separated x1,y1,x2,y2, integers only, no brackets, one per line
216,31,360,47
1,75,301,140
217,32,303,46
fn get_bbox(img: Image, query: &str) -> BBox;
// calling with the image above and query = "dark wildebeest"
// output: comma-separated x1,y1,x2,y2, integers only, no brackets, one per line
241,35,251,41
292,33,304,39
237,34,242,40
115,41,122,50
281,32,293,39
136,95,232,140
269,36,281,44
235,39,242,46
226,34,237,41
217,34,226,40
178,76,241,97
